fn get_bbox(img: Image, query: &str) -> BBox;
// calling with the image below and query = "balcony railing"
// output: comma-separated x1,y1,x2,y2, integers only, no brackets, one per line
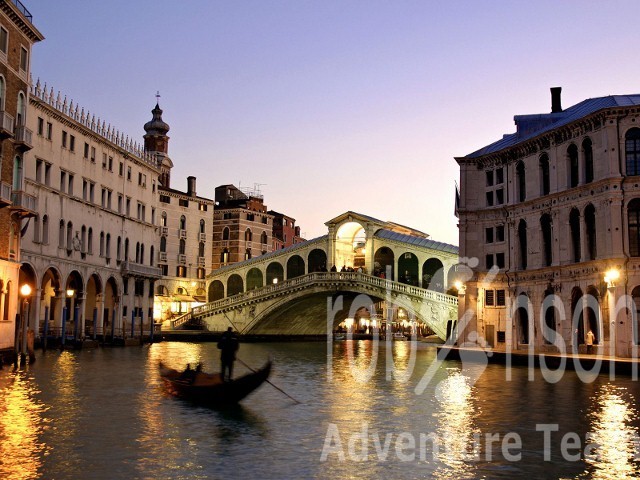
0,182,11,206
14,125,33,150
10,0,33,22
120,260,162,278
10,190,36,216
199,232,206,242
159,252,167,262
160,226,168,236
179,229,187,239
197,256,206,267
0,111,14,139
178,254,186,264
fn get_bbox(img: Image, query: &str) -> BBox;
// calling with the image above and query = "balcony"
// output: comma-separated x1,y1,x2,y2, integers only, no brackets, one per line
197,256,206,267
120,260,162,279
160,226,168,236
0,182,11,207
10,190,36,217
178,254,186,264
159,251,167,262
0,111,14,139
14,125,33,151
179,229,187,239
199,232,206,242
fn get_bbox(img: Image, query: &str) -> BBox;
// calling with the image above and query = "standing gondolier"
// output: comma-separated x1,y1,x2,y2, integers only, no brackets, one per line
218,327,239,381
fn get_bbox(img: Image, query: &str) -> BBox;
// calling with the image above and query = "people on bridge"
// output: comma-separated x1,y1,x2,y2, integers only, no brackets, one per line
218,327,239,381
340,265,347,272
330,265,337,272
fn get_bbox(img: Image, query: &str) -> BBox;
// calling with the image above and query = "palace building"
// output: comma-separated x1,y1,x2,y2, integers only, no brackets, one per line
0,0,43,361
456,87,640,357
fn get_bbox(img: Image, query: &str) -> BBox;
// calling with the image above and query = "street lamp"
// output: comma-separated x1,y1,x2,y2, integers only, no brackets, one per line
604,268,620,289
273,278,278,285
19,283,32,363
454,280,466,295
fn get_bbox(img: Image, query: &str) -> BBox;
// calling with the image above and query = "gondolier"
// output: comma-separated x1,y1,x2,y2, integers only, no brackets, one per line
218,327,239,381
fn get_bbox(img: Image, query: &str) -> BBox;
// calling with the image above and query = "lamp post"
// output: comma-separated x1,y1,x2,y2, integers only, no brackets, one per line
66,288,75,344
19,283,32,365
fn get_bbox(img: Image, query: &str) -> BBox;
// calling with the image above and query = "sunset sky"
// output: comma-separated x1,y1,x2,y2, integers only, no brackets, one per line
26,0,640,244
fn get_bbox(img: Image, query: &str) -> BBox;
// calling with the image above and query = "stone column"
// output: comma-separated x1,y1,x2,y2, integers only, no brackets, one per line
96,293,105,337
32,288,42,338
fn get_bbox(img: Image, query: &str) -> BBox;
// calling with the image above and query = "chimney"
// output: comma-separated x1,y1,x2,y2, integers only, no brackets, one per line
551,87,562,113
187,176,196,197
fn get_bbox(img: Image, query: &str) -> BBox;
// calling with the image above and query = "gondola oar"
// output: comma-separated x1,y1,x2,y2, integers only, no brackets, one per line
222,311,300,404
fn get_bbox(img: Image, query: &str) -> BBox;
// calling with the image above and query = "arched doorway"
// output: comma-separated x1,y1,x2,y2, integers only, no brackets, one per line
585,286,601,345
208,280,224,301
374,247,394,280
308,249,327,272
335,221,366,270
227,274,244,296
84,273,103,338
422,258,444,291
40,268,62,340
64,271,84,341
103,277,118,339
571,287,584,347
542,286,558,345
515,295,530,345
246,268,264,291
286,255,305,279
398,252,419,286
266,262,284,285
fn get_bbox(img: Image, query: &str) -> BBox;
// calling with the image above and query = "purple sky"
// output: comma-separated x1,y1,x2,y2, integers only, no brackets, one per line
26,0,640,244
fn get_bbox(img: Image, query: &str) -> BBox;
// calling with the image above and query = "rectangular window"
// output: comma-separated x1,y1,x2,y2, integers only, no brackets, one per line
62,131,67,148
82,180,88,201
496,289,506,307
89,182,95,203
126,197,131,216
118,194,123,214
19,47,28,72
101,188,107,208
37,117,44,136
496,168,504,184
485,227,494,244
485,170,494,187
108,156,113,172
176,266,187,278
46,122,52,140
0,27,7,54
496,252,505,269
161,264,168,276
485,289,495,306
68,174,74,196
119,162,124,176
44,163,51,186
179,198,189,207
83,142,89,159
102,153,107,169
152,180,156,193
127,166,131,181
35,159,43,183
496,188,504,205
60,171,66,193
485,254,493,270
137,202,143,221
199,203,207,211
69,135,75,152
107,190,112,210
151,207,155,225
160,195,170,204
90,147,96,163
496,225,505,242
486,191,494,207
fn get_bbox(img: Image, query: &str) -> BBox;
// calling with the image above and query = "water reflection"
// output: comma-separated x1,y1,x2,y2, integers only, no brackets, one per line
582,384,640,479
433,368,480,479
0,371,48,480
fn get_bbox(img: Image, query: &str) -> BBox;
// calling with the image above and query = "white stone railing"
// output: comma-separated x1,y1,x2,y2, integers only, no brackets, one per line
193,272,457,318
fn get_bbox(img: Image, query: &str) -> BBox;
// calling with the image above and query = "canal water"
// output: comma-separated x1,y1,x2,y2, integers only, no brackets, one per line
1,340,640,479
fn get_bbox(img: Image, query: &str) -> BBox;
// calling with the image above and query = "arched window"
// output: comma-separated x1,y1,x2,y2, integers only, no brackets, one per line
88,227,93,254
542,287,558,345
42,215,49,244
17,92,25,126
179,239,185,255
33,215,40,243
583,138,594,183
568,144,579,188
106,233,111,258
179,215,186,230
160,236,166,252
66,221,73,251
629,198,640,257
223,227,230,241
150,245,154,266
81,226,86,253
117,236,122,260
585,204,597,260
540,154,550,196
124,238,129,261
516,161,526,202
135,242,140,262
515,295,530,344
541,214,553,267
198,241,205,257
569,208,581,263
100,232,105,256
200,219,205,234
59,220,65,248
140,244,144,264
161,211,167,227
518,219,527,270
245,228,252,242
261,231,268,245
626,128,640,176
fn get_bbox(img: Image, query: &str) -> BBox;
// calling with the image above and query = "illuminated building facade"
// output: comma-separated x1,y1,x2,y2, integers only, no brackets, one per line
456,87,640,357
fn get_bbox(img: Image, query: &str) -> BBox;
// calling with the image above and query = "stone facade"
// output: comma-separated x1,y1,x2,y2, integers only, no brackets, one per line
0,0,42,359
456,88,640,357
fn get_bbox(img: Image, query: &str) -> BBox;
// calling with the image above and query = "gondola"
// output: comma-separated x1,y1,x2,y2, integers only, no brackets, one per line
159,360,272,405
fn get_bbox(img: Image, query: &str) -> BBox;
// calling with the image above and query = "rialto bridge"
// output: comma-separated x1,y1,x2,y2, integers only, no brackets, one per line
175,212,459,339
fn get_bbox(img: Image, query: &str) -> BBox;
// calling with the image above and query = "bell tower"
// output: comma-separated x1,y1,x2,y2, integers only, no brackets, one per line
143,94,173,187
